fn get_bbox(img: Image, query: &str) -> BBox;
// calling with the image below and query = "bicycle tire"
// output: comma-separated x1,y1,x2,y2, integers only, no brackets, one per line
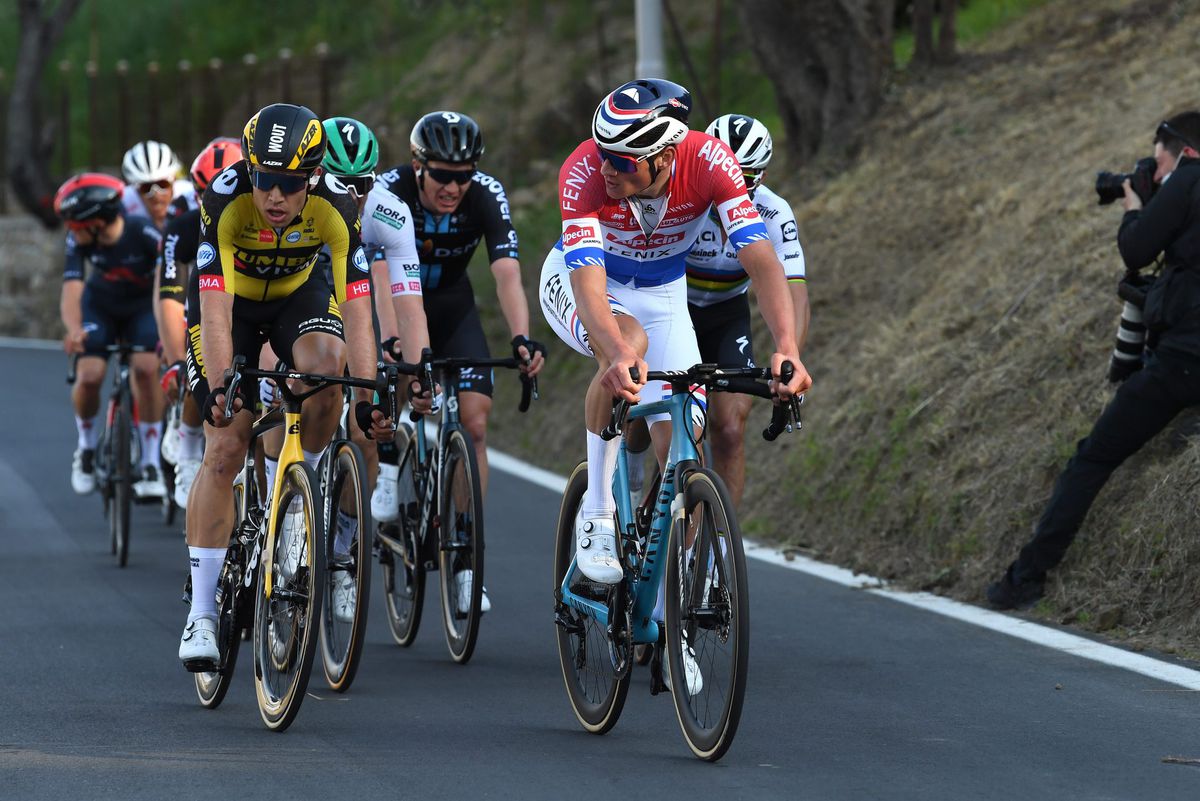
664,467,749,762
252,461,325,731
113,387,133,568
554,461,630,734
437,428,485,664
381,430,426,646
161,456,178,526
320,439,372,692
195,471,250,708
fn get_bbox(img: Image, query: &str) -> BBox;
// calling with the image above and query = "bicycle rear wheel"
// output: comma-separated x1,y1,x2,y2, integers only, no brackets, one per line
664,468,749,762
554,461,630,734
437,428,484,664
253,461,325,731
111,389,133,567
320,440,372,692
381,427,425,646
196,470,250,708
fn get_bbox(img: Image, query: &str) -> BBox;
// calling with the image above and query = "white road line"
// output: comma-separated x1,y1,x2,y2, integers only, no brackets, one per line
0,336,61,350
489,447,1200,690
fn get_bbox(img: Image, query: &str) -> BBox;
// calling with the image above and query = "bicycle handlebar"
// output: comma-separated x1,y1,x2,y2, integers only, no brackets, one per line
65,343,153,385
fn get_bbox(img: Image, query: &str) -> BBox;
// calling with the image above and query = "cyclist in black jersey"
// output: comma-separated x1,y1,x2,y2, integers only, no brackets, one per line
155,137,244,509
56,173,168,499
374,110,544,496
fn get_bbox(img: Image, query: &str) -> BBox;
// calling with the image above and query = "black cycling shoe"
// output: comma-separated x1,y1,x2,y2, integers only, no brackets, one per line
986,564,1045,610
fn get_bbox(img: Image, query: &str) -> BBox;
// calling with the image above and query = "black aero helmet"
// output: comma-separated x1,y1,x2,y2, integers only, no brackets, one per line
242,103,326,172
54,173,125,224
592,78,691,156
410,111,484,164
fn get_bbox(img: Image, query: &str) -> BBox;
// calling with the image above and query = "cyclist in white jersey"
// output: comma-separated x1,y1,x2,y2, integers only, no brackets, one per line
317,117,433,623
539,79,811,586
120,140,197,230
685,114,809,507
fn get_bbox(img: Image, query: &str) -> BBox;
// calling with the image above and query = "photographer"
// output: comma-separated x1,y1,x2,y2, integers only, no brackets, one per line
987,112,1200,609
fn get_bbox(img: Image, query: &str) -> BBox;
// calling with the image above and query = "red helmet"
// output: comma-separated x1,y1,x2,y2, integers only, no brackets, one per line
54,173,125,228
190,136,244,191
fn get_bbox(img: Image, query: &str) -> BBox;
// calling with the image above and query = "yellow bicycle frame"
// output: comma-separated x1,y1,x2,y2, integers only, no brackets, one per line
263,408,308,599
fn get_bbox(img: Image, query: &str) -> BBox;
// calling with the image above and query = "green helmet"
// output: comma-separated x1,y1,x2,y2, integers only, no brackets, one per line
321,116,379,176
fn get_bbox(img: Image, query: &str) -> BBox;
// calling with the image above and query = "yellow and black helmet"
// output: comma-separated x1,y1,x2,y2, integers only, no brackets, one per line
242,103,326,172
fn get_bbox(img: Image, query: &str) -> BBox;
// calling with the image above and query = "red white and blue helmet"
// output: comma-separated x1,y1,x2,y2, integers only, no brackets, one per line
591,79,691,157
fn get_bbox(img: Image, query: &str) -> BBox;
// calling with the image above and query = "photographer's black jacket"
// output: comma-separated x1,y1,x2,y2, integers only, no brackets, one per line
1118,157,1200,358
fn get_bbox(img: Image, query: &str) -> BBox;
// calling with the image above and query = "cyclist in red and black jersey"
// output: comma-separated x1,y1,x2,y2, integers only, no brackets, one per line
56,173,168,499
373,111,544,500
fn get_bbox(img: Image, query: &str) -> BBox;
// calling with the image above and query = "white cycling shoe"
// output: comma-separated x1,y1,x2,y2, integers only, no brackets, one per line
665,633,704,696
575,516,623,584
174,458,200,509
71,448,96,495
371,463,399,523
178,616,219,669
161,416,181,466
134,465,167,499
331,567,357,624
454,569,492,615
277,498,306,579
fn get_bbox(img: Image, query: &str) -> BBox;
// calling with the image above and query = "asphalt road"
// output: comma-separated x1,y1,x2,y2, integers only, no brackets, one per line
2,342,1199,800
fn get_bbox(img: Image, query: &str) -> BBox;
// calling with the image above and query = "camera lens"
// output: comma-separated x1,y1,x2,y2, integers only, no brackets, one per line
1095,172,1128,206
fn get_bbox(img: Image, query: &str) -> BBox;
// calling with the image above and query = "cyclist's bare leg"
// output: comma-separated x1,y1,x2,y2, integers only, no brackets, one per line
290,331,346,454
181,390,202,427
585,315,648,432
72,356,105,419
187,413,253,548
707,390,752,508
130,351,164,424
458,390,492,495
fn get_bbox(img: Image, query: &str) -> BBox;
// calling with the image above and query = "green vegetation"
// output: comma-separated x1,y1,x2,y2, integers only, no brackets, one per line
893,0,1053,67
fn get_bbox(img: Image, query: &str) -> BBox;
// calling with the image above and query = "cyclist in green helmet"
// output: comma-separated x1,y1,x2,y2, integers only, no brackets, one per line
319,116,432,624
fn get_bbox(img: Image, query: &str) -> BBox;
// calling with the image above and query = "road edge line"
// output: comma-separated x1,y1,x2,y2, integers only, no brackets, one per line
488,445,1200,690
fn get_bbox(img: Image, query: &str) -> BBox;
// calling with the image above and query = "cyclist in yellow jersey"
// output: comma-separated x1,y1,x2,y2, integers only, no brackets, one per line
179,103,393,666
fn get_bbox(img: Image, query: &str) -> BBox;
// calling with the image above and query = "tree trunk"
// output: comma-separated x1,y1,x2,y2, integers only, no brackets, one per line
912,0,935,66
8,0,84,227
937,0,958,64
738,0,895,161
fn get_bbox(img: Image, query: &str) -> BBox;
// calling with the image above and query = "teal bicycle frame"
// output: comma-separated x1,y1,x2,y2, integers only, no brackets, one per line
557,389,700,646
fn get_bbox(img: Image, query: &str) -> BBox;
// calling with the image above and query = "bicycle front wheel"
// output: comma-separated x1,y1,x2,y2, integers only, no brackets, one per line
664,468,749,762
253,461,325,731
437,428,484,664
381,427,426,646
554,461,630,734
320,440,372,692
111,392,133,567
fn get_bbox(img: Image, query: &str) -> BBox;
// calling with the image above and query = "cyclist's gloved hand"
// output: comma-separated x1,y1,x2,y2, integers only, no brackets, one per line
259,377,280,408
380,336,401,364
511,334,547,377
203,384,241,427
355,400,395,441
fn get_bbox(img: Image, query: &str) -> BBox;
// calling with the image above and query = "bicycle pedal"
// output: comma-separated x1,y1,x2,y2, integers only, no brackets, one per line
182,657,220,674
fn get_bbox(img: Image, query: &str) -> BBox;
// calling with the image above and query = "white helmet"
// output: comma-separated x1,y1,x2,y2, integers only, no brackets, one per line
706,114,773,172
121,140,182,184
592,79,691,158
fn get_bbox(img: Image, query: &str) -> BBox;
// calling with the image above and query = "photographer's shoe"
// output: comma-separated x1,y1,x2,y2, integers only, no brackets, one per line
986,564,1045,610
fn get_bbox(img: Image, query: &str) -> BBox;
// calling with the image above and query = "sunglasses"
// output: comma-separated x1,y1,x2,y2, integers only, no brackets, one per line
598,147,643,174
250,168,310,195
66,219,107,233
341,173,375,197
424,166,475,185
138,179,173,196
742,168,763,188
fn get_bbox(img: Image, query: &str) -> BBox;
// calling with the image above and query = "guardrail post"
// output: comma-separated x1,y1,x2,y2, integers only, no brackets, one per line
58,60,71,179
177,59,192,156
205,57,223,142
116,59,130,158
315,42,330,118
278,48,293,104
147,61,160,141
85,60,98,170
243,53,258,119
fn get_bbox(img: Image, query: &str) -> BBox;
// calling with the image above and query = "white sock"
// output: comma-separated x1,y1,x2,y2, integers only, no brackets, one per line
76,415,99,450
334,510,357,558
179,423,204,462
653,577,665,623
187,546,227,622
583,430,619,519
138,421,163,468
264,456,278,495
303,448,325,471
627,447,646,494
